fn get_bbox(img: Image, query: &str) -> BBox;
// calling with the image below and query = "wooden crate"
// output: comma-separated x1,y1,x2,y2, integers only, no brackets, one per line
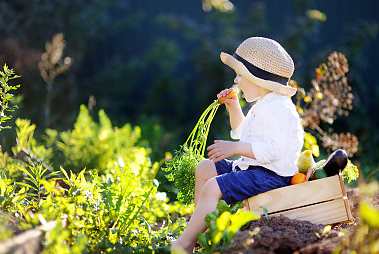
244,173,353,225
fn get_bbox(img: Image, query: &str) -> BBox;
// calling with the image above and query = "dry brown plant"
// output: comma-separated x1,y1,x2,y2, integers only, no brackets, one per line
294,52,358,157
38,33,72,86
38,33,72,127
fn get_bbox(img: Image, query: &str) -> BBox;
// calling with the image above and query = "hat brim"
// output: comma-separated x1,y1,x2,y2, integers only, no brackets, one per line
221,52,297,97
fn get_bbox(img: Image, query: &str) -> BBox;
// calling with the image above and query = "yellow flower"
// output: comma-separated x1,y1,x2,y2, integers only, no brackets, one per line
304,96,312,103
311,144,320,157
296,105,304,115
289,80,298,88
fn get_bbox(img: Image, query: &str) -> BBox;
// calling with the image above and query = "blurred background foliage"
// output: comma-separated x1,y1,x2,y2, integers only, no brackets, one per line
0,0,379,183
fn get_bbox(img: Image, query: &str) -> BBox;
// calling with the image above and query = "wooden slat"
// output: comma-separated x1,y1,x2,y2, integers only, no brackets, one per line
338,173,354,221
247,175,343,215
270,198,350,225
343,196,353,221
243,199,251,211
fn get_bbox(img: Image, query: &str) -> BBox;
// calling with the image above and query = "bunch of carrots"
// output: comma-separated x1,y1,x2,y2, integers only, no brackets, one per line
163,90,238,205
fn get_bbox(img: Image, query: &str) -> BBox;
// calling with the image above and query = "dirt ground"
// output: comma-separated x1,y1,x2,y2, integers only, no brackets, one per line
226,187,379,254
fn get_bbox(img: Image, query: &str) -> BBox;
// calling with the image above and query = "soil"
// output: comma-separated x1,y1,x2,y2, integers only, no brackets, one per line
225,187,379,254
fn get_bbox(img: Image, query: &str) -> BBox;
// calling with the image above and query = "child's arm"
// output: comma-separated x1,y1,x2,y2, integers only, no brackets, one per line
217,88,244,130
207,140,255,162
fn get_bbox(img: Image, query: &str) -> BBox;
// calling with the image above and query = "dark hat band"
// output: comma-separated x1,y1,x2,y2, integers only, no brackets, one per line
233,53,289,86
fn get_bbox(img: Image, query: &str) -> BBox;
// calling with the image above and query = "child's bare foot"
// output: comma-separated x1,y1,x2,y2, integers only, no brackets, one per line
171,239,194,254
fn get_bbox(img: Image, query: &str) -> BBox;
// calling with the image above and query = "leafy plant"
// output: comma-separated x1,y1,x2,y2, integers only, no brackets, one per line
0,64,20,132
0,169,29,213
0,104,187,252
163,100,220,205
197,200,260,253
43,218,87,254
16,163,59,202
0,214,15,241
334,181,379,254
12,118,54,169
43,105,153,176
261,206,270,226
342,160,359,183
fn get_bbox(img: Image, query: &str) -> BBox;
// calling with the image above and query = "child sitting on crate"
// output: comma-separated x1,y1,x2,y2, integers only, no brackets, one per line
172,37,304,253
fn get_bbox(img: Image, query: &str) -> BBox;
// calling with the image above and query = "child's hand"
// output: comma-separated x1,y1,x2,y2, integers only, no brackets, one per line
217,88,239,109
207,140,237,162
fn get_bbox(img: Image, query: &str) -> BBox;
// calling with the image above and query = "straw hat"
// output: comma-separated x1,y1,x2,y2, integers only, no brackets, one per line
221,37,297,96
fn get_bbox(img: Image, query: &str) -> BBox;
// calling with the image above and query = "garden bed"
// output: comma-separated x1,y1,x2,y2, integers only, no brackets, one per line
0,215,67,254
225,187,378,254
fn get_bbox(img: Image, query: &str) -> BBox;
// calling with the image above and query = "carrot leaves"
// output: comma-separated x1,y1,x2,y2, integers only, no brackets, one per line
163,101,220,205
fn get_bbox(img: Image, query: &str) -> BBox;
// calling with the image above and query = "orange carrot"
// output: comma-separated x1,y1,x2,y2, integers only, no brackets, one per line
218,90,239,104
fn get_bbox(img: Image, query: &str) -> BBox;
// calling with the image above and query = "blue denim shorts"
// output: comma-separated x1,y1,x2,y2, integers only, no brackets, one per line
215,159,292,205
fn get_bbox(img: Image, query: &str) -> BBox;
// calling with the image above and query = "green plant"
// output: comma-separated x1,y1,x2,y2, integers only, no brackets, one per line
29,164,167,252
43,218,87,254
0,107,187,252
334,181,379,254
163,100,220,205
198,200,260,253
342,160,359,183
0,64,20,132
16,163,59,203
0,214,14,241
261,206,270,226
12,118,54,168
43,105,153,176
0,170,28,213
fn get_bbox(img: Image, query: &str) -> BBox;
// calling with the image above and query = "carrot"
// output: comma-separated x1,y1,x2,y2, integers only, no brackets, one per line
218,90,239,104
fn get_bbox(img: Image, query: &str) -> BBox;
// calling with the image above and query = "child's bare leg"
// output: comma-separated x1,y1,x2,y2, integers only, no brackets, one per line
194,159,218,206
172,177,222,253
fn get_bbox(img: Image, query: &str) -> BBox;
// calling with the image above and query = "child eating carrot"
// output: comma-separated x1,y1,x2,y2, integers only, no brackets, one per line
172,37,304,253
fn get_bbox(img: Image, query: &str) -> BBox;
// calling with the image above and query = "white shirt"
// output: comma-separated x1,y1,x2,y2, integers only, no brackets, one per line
231,92,304,176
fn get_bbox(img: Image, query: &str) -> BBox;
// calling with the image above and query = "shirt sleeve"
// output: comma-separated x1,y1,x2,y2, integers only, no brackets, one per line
230,123,242,139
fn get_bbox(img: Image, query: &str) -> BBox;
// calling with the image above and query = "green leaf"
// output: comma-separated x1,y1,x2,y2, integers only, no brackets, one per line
205,212,217,223
60,166,72,186
229,200,243,213
262,206,269,220
41,179,56,193
18,167,35,182
16,182,36,191
216,200,229,215
360,202,379,228
197,232,208,248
